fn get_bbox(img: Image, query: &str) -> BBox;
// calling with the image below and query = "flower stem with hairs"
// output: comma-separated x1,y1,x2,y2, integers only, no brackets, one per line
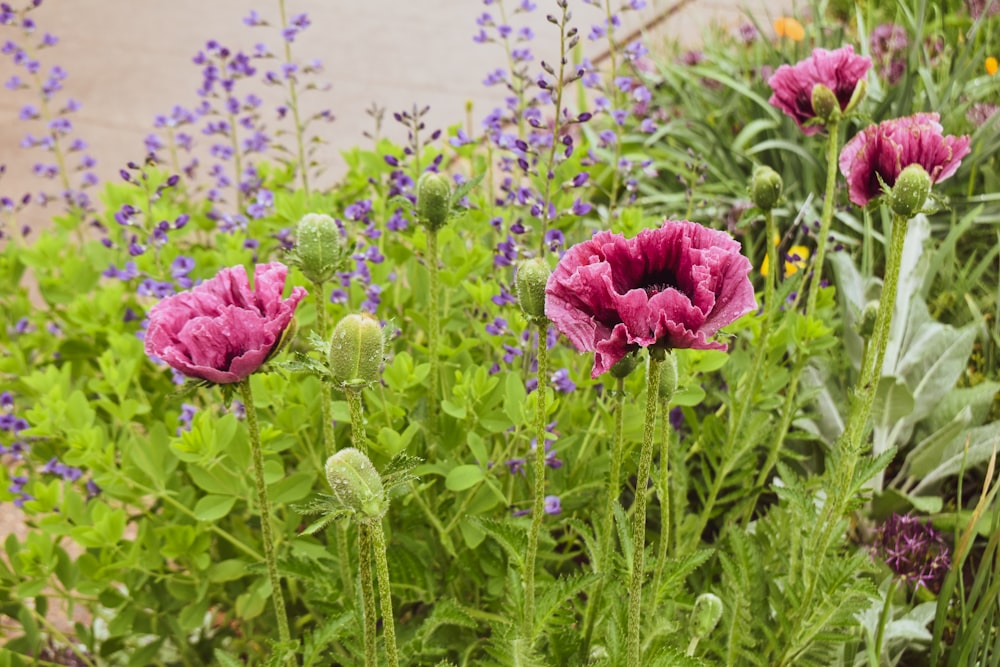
370,520,400,667
237,378,293,660
521,322,549,643
804,119,840,317
581,375,626,652
426,227,441,436
626,352,663,667
357,525,378,667
651,387,676,610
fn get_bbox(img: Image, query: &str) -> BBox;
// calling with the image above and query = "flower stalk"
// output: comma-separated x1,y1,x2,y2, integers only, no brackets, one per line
370,520,400,667
805,118,840,317
626,352,663,667
521,321,549,643
237,379,293,659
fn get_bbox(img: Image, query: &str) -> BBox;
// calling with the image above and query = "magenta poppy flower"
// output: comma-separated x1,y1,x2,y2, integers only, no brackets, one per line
545,220,756,378
768,45,872,135
144,262,307,384
839,112,971,207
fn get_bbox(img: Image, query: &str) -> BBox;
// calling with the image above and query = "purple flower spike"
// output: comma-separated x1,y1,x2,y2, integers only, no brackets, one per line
768,45,872,135
546,221,756,377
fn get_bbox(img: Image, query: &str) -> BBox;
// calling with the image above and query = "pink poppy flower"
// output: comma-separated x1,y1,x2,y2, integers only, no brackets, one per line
545,220,756,378
144,262,306,384
838,112,971,207
768,45,872,135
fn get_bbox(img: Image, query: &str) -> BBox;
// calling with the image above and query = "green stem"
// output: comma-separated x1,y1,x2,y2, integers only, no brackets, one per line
238,379,293,657
277,0,311,198
522,322,549,642
651,398,673,612
538,4,570,255
581,376,626,652
805,120,841,318
626,353,663,667
358,525,378,667
370,520,400,667
427,227,440,437
345,387,367,455
872,579,898,666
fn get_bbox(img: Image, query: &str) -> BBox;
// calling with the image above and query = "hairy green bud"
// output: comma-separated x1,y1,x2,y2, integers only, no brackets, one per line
416,172,452,230
749,165,783,211
324,447,388,523
658,353,678,403
608,352,641,379
889,164,931,219
691,593,723,639
292,213,345,285
329,313,385,387
843,78,867,116
811,84,840,125
516,258,550,322
857,300,879,338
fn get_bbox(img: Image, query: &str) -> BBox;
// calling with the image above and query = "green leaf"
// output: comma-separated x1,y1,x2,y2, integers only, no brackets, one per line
872,377,915,428
193,495,237,522
445,464,485,491
207,559,249,582
268,472,315,505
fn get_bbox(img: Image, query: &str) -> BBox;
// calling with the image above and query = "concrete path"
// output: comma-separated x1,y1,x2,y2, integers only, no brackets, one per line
0,0,785,219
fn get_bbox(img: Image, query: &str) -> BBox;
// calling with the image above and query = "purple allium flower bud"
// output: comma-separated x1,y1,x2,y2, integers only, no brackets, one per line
873,513,951,591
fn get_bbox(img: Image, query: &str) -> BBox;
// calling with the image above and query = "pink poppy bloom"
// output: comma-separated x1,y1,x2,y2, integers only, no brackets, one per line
838,112,971,207
768,45,872,135
545,220,756,378
144,262,307,384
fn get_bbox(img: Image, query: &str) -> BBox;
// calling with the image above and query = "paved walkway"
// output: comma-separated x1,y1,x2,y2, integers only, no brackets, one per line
0,0,785,215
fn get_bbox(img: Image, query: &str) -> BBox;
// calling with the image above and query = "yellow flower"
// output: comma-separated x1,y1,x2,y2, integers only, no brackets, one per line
987,56,998,76
760,234,810,277
774,17,805,42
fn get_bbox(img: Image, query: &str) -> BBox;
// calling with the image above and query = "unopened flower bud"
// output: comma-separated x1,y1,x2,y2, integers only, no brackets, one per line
609,352,641,379
844,78,868,116
516,258,550,322
324,447,388,523
811,84,840,125
857,300,879,338
749,166,783,211
416,172,452,230
329,313,385,387
659,353,678,402
293,213,345,285
690,593,723,639
889,163,931,219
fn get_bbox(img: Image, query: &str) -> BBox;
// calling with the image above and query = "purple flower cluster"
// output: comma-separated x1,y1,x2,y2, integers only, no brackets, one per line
1,2,98,217
872,513,951,591
870,23,908,85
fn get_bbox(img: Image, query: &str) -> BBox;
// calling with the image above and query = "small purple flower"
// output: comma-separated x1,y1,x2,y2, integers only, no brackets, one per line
543,495,561,515
872,513,951,591
550,368,576,393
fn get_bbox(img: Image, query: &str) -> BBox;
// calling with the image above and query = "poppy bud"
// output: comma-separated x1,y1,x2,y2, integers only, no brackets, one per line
811,84,840,125
658,353,678,402
857,300,879,338
329,313,385,387
293,213,346,285
843,78,868,116
889,164,931,219
416,172,452,230
691,593,723,639
749,166,783,211
324,447,388,523
609,352,641,379
516,258,550,322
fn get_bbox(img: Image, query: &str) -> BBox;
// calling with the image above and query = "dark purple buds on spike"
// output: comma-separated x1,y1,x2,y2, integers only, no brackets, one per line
515,139,529,152
571,172,589,187
577,112,592,122
384,155,399,167
166,174,180,187
517,158,530,172
119,169,131,182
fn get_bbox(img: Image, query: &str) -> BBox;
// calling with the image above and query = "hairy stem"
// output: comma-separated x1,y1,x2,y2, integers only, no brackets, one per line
238,379,293,659
358,525,378,667
426,227,440,439
626,354,663,667
522,322,549,643
805,119,841,318
370,520,400,667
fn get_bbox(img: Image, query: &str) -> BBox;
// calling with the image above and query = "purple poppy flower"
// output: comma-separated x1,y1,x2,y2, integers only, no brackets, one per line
838,112,971,207
767,45,872,135
144,263,306,384
545,221,756,377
